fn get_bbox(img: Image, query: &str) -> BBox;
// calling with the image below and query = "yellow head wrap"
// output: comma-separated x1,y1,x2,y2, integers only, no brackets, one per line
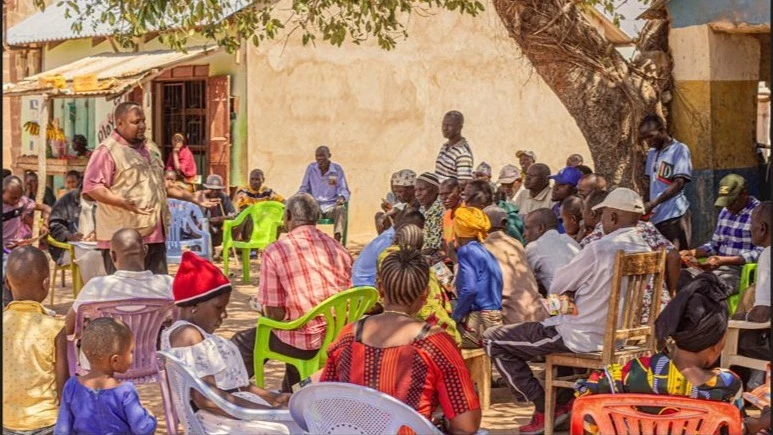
453,206,491,242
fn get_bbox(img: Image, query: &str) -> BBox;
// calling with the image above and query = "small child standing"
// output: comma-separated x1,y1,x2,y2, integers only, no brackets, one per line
55,318,157,435
3,246,67,434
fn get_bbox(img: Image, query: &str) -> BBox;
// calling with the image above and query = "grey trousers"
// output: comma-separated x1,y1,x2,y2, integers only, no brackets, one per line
321,205,347,238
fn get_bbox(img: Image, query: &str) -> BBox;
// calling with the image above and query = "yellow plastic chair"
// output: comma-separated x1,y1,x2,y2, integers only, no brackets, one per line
253,286,378,387
46,235,83,305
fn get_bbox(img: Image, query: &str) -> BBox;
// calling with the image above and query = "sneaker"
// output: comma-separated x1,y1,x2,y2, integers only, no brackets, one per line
518,412,546,435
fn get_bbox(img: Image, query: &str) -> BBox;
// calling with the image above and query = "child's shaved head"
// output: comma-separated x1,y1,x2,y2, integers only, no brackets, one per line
81,317,133,362
5,246,49,302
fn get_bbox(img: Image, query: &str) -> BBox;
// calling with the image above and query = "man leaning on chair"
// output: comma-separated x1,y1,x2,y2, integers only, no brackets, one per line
482,188,652,435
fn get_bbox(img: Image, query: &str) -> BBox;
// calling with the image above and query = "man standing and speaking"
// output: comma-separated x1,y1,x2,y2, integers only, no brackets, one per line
435,111,474,189
83,101,216,275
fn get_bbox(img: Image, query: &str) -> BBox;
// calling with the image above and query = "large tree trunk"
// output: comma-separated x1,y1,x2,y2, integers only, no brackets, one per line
492,0,672,190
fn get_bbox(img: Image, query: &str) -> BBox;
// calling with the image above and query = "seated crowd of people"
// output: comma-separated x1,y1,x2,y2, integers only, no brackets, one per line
2,111,771,435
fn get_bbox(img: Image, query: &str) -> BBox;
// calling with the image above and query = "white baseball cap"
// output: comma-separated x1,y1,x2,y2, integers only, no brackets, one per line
592,187,645,214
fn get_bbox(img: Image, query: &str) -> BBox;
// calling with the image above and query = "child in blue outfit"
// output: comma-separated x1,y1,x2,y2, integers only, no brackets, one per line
55,317,157,435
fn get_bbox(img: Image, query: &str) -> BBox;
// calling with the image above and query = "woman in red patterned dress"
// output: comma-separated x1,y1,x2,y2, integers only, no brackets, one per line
320,247,481,434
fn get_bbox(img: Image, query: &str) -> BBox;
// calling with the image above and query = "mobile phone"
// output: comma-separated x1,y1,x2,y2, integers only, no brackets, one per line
290,377,313,393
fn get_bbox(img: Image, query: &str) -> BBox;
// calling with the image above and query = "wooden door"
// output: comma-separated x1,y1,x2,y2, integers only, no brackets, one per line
206,75,231,187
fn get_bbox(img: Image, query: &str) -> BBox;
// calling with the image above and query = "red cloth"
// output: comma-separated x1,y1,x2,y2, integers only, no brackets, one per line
320,322,480,421
173,251,230,304
258,225,352,350
82,131,164,249
165,146,197,179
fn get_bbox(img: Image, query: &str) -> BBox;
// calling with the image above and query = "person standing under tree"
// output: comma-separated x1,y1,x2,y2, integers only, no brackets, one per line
82,102,216,275
435,111,474,189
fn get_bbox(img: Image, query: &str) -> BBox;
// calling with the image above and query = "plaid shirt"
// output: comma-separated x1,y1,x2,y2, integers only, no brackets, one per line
258,225,353,350
700,197,762,264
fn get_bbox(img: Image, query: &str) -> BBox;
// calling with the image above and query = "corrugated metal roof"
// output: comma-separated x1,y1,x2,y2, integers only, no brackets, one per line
2,46,217,98
7,0,253,46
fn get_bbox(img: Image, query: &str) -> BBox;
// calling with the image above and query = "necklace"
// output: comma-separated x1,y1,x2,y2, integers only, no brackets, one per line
382,310,413,318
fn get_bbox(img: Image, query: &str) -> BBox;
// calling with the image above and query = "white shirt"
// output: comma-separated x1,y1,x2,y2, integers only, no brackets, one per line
754,246,770,307
526,229,581,291
514,184,553,217
546,226,651,353
72,270,173,312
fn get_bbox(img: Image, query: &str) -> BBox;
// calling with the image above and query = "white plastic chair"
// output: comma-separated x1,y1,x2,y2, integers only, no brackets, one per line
156,351,298,435
289,382,443,434
166,199,212,264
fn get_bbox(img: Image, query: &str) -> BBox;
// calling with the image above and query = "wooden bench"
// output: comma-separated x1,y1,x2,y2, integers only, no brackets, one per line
462,348,491,411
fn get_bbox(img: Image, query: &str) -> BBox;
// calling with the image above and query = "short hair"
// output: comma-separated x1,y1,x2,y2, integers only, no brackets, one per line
754,201,771,226
286,193,321,223
465,179,493,207
379,248,430,306
114,101,141,120
24,171,38,181
444,110,464,124
3,175,23,190
585,189,609,210
529,163,551,179
576,165,593,175
395,209,426,229
440,177,459,190
72,134,87,145
6,246,49,289
561,195,584,217
2,168,11,179
315,145,331,155
249,168,265,178
567,154,583,165
65,170,81,180
527,208,558,230
80,318,133,361
640,114,666,131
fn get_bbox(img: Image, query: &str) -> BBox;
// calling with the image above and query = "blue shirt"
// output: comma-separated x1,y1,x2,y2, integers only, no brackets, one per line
298,162,351,210
55,377,157,435
352,227,396,287
452,241,503,321
552,202,565,234
700,197,763,264
645,140,692,224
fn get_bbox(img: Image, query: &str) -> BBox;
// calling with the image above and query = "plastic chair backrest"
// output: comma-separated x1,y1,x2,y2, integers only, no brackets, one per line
728,263,758,315
167,199,211,263
244,201,285,247
289,382,442,434
69,298,175,383
157,351,295,435
254,287,378,386
569,393,743,435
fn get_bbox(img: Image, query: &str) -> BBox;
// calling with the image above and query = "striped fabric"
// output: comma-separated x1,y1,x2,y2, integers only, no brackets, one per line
700,197,763,263
435,139,474,181
258,225,353,350
320,321,480,422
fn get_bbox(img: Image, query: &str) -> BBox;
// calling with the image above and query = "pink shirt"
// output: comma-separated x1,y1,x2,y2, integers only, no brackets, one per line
82,131,165,249
165,146,197,179
2,196,34,248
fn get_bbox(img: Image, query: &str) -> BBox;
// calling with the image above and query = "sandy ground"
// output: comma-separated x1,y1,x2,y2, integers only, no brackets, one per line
48,239,565,434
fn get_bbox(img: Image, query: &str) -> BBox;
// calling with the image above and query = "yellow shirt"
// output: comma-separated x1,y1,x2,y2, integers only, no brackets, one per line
235,185,285,211
3,301,63,430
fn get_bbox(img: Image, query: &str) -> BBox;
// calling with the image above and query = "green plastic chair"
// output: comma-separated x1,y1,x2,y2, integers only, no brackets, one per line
317,202,349,247
253,286,378,388
222,201,285,283
728,263,758,316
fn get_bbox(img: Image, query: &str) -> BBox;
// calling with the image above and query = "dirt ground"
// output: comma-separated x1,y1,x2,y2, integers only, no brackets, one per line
48,240,563,434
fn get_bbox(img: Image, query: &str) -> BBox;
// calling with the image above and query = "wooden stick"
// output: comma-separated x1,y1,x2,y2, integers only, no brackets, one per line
220,201,239,265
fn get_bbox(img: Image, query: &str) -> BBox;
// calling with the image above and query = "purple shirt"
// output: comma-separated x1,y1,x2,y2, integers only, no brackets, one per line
2,196,34,248
298,162,350,210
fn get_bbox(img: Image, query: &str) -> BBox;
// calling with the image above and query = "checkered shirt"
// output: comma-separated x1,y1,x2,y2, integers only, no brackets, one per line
700,196,763,264
258,225,353,350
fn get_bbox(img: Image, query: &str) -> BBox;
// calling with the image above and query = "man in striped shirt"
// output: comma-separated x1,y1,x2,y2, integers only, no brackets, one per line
435,111,474,188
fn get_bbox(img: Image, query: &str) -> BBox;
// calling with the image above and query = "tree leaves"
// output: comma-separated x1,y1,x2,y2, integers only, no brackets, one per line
36,0,646,53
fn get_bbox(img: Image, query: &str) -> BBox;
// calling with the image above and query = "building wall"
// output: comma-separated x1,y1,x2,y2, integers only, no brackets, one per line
244,1,589,242
668,0,770,30
669,23,765,245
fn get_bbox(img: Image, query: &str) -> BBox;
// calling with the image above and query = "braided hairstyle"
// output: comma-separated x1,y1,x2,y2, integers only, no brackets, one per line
380,230,430,306
393,223,423,249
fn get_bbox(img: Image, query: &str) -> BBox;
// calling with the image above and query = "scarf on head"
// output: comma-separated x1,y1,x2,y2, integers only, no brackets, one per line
655,272,730,353
453,206,491,242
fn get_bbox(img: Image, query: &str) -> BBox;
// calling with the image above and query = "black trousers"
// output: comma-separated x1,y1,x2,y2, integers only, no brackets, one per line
654,209,692,251
100,242,168,275
231,327,318,393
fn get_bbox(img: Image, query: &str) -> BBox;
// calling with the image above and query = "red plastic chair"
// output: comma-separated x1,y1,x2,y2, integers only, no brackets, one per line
67,298,176,383
569,394,743,435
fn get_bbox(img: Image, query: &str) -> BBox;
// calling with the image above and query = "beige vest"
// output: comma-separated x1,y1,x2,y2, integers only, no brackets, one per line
95,137,169,241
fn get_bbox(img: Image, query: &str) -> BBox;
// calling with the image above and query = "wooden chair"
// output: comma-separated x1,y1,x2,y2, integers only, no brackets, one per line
462,348,491,411
720,319,771,372
544,248,667,435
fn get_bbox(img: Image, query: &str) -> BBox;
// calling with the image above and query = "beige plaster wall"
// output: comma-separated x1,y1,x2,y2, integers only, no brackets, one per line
245,2,588,243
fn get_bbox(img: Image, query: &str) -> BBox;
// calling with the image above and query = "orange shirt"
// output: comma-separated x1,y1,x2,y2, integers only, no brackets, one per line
442,208,457,246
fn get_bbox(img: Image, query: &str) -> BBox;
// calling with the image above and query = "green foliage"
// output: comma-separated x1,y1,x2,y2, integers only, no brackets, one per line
32,0,646,52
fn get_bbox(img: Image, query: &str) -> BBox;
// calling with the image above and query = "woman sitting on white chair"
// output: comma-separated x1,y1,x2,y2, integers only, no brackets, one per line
161,251,292,433
320,244,482,434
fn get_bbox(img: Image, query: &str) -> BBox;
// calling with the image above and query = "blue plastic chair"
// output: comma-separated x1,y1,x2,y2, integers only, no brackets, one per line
166,199,212,264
